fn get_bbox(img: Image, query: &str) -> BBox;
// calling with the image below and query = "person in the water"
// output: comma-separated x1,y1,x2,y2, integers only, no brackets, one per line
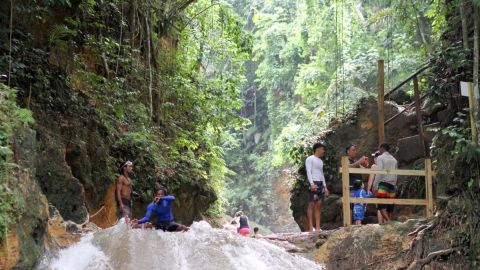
235,211,250,236
131,187,189,232
116,160,134,219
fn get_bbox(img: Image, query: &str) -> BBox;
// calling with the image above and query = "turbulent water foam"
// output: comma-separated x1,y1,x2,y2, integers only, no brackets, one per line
41,221,323,270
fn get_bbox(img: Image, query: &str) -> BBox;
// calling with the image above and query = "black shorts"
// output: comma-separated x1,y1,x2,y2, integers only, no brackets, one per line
309,181,325,202
117,197,132,218
155,221,180,232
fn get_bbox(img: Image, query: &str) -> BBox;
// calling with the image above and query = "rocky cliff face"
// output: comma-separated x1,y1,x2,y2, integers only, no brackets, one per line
290,96,449,231
0,128,49,269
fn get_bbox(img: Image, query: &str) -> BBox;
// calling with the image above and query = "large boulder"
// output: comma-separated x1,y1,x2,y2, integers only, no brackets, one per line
312,219,470,270
396,135,426,164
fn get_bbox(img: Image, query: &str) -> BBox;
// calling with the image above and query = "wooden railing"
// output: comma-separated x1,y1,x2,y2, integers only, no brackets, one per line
377,61,431,155
340,156,434,226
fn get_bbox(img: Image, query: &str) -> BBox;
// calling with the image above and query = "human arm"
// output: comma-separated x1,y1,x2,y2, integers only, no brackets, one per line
305,157,314,186
138,204,154,224
360,190,374,198
348,156,367,168
367,164,377,193
160,195,175,201
323,185,329,197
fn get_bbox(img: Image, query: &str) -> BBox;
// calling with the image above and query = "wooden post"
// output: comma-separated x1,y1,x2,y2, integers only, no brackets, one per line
413,76,427,156
341,156,351,226
468,82,479,145
377,60,385,145
425,159,434,218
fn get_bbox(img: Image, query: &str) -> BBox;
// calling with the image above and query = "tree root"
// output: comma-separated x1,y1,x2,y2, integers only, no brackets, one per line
407,248,458,270
408,224,428,236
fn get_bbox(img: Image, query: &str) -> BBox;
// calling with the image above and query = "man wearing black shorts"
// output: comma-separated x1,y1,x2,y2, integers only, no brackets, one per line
305,143,329,232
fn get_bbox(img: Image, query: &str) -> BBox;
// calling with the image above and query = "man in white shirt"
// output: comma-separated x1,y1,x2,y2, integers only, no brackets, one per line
305,142,329,232
373,143,398,222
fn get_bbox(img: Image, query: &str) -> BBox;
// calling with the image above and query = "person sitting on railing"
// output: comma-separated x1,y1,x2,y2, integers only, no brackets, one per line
372,143,398,223
352,180,374,225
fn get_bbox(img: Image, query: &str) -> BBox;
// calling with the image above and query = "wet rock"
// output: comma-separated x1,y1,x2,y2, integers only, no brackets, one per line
263,230,333,253
1,129,50,269
35,130,88,223
65,221,79,233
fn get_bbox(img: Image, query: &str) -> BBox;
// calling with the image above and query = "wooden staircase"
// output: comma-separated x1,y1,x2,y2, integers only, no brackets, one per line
377,61,432,159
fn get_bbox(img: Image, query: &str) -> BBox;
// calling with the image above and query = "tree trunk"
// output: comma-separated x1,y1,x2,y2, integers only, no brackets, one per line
145,15,153,121
474,4,479,145
460,0,469,51
410,0,428,45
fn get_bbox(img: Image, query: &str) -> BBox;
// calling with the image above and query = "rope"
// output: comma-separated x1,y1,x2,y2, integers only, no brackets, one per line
386,14,391,91
89,205,106,219
334,1,338,116
8,0,14,87
341,0,345,114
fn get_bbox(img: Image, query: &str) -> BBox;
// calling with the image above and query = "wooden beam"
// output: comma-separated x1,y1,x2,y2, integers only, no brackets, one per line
425,159,434,217
384,93,427,126
377,59,385,145
339,167,426,176
342,156,351,227
413,76,427,156
468,82,479,144
384,64,430,98
349,198,428,206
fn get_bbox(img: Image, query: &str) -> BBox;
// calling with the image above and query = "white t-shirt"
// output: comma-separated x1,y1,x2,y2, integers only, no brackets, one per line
305,155,327,187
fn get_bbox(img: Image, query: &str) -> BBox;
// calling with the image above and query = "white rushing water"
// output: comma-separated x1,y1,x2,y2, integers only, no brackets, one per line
40,221,324,270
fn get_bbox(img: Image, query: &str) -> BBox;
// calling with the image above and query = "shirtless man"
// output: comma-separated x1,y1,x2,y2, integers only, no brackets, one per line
117,160,133,219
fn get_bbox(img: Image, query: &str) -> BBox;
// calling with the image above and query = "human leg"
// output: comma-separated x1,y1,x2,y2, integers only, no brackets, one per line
314,200,323,231
377,210,384,224
307,202,314,232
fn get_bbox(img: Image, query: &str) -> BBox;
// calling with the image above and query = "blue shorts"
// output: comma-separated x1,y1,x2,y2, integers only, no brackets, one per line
353,204,365,221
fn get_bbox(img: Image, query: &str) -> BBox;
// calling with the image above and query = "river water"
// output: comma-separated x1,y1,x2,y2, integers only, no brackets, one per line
38,221,323,270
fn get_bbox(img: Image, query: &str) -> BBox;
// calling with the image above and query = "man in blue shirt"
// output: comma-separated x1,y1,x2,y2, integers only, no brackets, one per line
131,187,189,232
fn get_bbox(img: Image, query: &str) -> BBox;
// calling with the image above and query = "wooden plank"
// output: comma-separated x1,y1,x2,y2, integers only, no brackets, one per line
413,76,427,156
349,198,428,206
384,63,430,98
468,82,478,144
341,156,351,226
340,167,426,176
425,159,434,217
384,93,427,126
377,59,385,145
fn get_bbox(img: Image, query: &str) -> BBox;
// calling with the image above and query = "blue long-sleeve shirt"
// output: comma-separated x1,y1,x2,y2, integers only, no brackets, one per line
138,196,175,224
353,189,374,208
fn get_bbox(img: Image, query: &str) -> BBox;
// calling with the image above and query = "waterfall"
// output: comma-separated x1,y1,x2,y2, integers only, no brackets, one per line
39,221,323,270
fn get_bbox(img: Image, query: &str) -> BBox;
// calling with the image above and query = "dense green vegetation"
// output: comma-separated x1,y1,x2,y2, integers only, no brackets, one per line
224,0,441,226
0,0,251,231
1,1,480,267
0,84,34,242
